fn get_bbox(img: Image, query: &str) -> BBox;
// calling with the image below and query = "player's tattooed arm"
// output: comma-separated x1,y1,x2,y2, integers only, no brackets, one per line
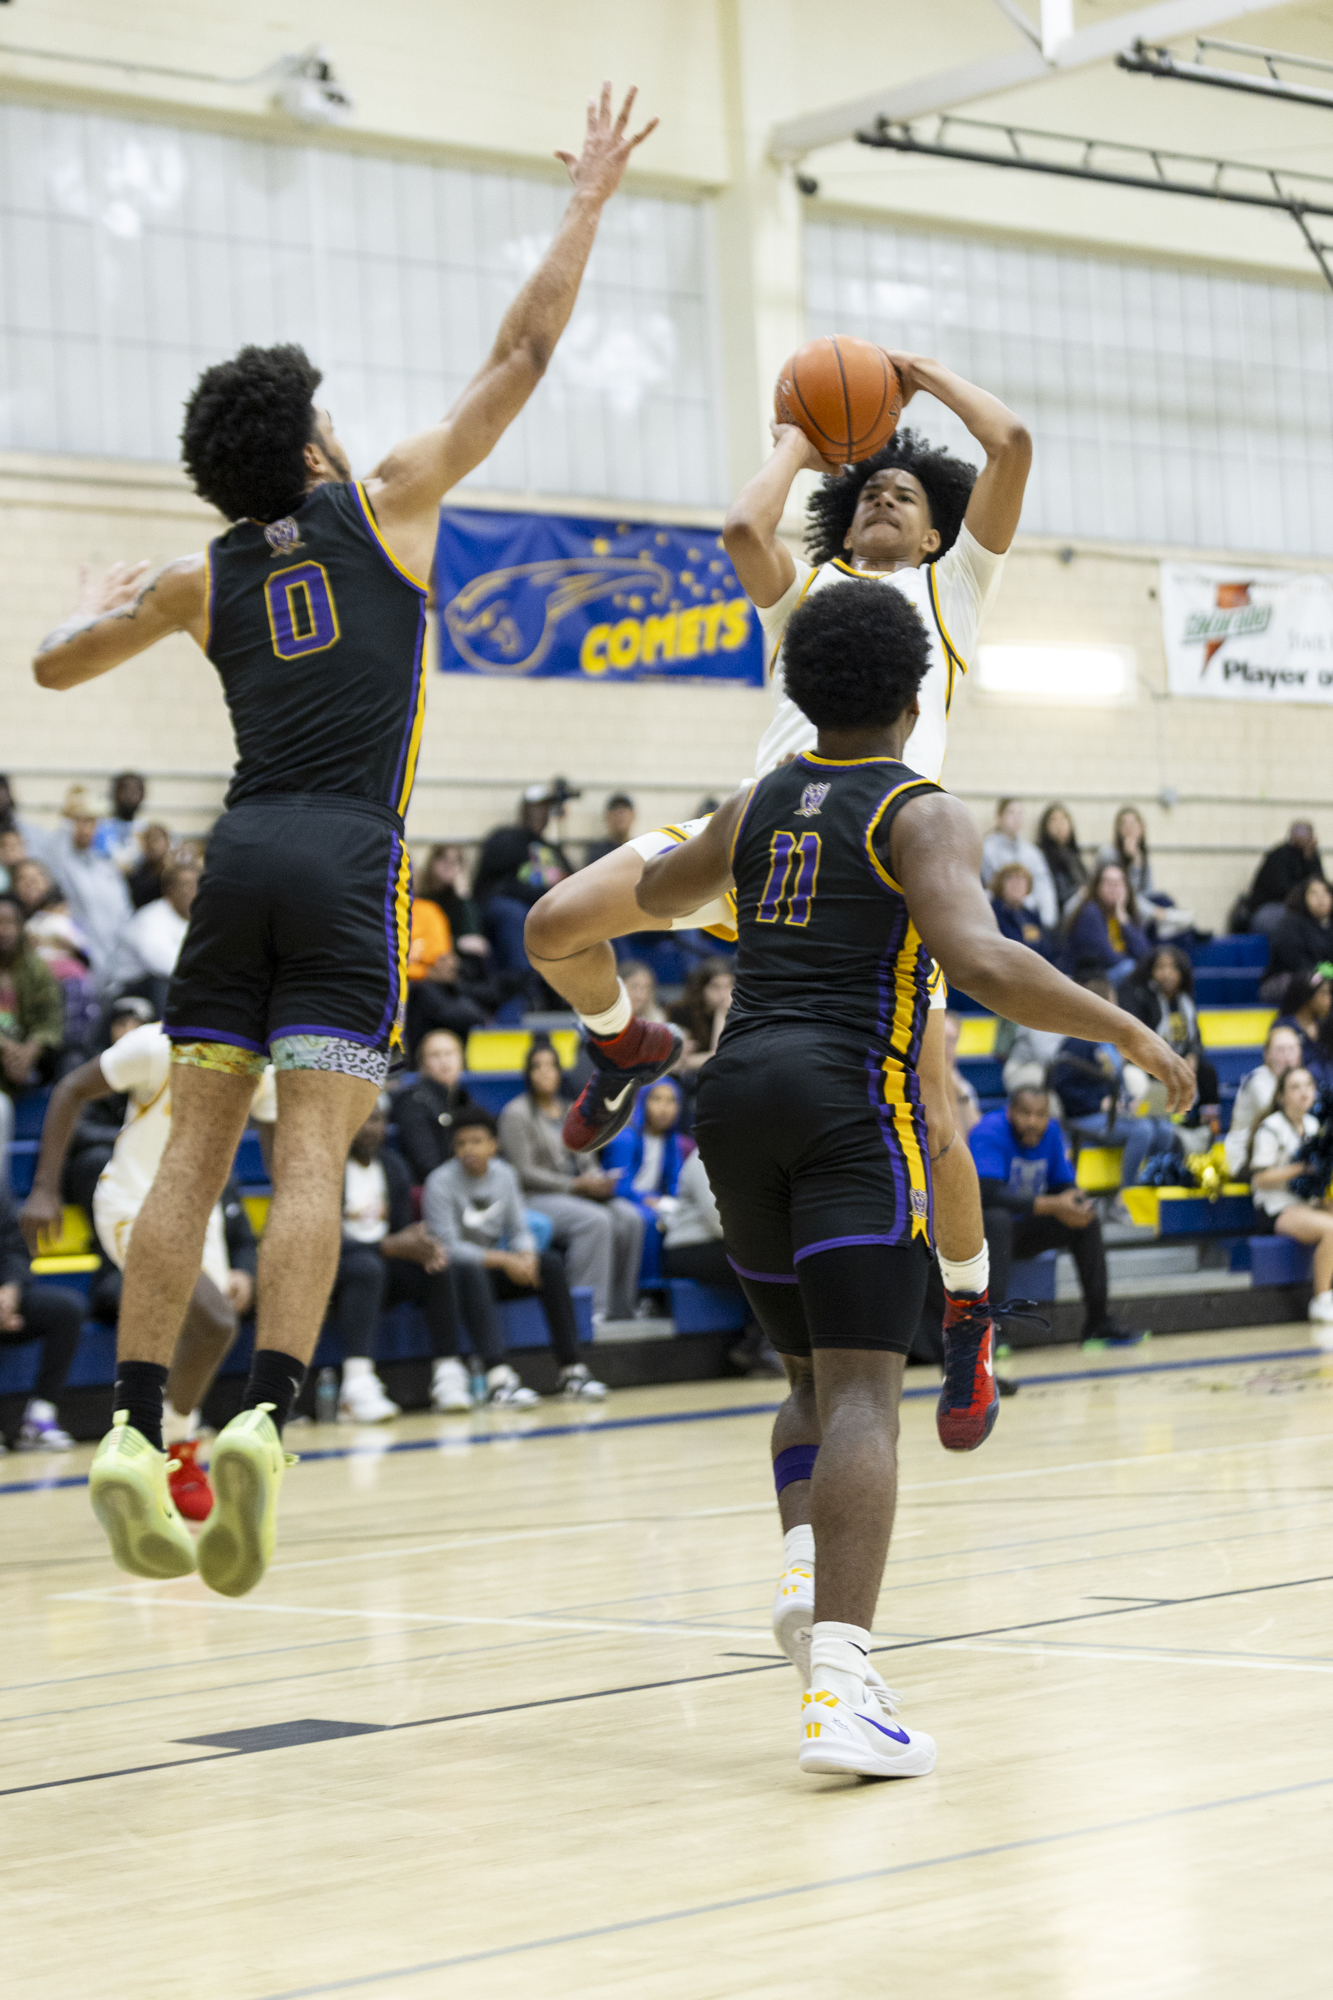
367,82,658,535
891,792,1196,1114
635,788,750,922
33,555,208,688
883,353,1031,556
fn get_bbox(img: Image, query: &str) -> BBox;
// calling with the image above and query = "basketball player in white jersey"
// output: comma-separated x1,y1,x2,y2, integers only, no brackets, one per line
525,351,1030,1455
22,1023,274,1523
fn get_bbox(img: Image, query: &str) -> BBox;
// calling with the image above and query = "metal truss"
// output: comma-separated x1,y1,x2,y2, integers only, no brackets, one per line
1118,36,1333,112
856,113,1333,289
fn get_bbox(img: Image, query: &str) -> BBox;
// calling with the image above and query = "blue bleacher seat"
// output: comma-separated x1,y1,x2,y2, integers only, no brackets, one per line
13,1087,52,1140
8,1140,38,1197
667,1279,748,1334
957,1056,1004,1098
1247,1235,1312,1287
1009,1249,1058,1303
1190,936,1268,967
463,1074,528,1118
1193,968,1262,1007
0,1338,40,1395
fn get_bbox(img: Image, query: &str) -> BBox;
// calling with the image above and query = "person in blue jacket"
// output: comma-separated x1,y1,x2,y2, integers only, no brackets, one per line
989,862,1055,958
969,1087,1136,1341
1062,862,1150,988
600,1077,692,1287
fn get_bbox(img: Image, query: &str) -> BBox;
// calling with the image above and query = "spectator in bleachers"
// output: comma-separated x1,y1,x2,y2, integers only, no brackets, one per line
1260,877,1333,1005
990,863,1054,957
0,776,49,861
126,823,172,910
1062,863,1150,988
395,1029,490,1183
942,1010,981,1139
1037,802,1088,917
330,1097,468,1422
417,844,491,962
0,1180,81,1450
1049,979,1176,1188
1248,1066,1333,1332
0,827,25,892
1000,1022,1063,1097
1121,946,1220,1112
473,786,576,987
93,772,147,874
425,1107,606,1402
0,895,65,1140
981,800,1058,929
673,957,734,1075
602,1079,691,1287
659,1145,783,1377
1275,972,1332,1079
1241,821,1324,935
498,1042,643,1323
970,1087,1136,1343
584,792,636,867
103,860,198,1010
10,858,60,928
1224,1023,1303,1178
405,938,496,1050
9,863,97,1052
47,786,131,986
621,959,668,1024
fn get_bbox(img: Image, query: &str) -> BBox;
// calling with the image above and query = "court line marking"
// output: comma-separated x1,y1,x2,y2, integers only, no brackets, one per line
250,1771,1333,1999
0,1343,1325,1499
937,1639,1333,1672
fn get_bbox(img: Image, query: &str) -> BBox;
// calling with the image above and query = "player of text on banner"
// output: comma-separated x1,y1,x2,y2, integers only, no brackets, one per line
434,508,763,686
1161,563,1333,706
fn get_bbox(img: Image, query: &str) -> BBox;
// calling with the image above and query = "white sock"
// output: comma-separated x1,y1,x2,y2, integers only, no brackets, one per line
939,1243,990,1297
783,1524,815,1568
162,1401,197,1447
810,1621,871,1706
342,1355,373,1382
579,981,632,1039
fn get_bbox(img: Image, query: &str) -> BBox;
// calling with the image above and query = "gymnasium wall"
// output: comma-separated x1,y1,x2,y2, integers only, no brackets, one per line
3,1,1332,932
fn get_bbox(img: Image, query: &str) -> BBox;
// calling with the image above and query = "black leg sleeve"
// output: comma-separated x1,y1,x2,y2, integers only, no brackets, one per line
15,1284,84,1404
332,1243,387,1360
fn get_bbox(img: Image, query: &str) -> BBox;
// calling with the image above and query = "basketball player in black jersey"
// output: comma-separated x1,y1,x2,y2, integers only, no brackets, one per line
31,82,657,1597
635,581,1192,1779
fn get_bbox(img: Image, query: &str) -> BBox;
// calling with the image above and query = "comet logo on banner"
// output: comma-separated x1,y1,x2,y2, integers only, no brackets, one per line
1160,563,1333,706
435,508,763,686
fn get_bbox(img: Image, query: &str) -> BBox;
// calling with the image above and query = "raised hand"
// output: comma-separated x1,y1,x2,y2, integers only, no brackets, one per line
77,559,152,617
555,82,658,204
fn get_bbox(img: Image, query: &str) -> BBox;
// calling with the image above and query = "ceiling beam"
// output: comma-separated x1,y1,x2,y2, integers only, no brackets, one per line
769,0,1292,161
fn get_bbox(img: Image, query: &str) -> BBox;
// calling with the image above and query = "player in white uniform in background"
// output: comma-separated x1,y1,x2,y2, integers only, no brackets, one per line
22,1023,272,1519
526,351,1031,1457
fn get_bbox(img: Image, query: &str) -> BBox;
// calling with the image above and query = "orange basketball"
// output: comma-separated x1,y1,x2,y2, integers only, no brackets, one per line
774,336,902,465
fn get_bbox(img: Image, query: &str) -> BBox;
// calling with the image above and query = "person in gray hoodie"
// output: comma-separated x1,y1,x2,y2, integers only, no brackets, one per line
424,1107,606,1401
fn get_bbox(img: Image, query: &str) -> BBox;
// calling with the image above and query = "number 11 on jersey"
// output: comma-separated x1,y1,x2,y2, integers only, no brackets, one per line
756,830,821,928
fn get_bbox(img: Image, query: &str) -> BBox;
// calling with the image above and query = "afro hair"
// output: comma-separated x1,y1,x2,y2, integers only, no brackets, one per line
803,426,977,568
181,343,323,524
781,579,931,733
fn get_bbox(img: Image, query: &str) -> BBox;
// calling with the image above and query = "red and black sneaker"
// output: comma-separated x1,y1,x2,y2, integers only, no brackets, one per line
562,1018,684,1152
166,1437,214,1522
936,1296,1046,1452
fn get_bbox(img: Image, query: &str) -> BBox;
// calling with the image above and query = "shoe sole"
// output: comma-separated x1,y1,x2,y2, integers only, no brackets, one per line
196,1438,277,1598
799,1739,936,1779
936,1391,1000,1452
89,1463,196,1579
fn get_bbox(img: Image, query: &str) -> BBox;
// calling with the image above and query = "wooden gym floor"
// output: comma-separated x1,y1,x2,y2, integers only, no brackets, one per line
4,1323,1332,2000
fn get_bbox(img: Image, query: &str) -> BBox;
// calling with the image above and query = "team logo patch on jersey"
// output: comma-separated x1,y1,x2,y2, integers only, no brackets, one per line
795,782,830,819
263,516,303,557
910,1188,929,1221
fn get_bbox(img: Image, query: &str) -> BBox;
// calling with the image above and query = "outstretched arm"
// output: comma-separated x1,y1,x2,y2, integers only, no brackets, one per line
886,353,1031,555
367,83,657,537
891,793,1195,1112
19,1057,115,1249
723,425,834,610
635,790,750,919
33,555,208,690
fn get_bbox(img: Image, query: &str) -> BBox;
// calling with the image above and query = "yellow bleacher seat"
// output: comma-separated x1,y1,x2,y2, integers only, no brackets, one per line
956,1016,996,1057
30,1254,100,1276
1198,1008,1274,1049
1075,1146,1123,1192
1119,1185,1159,1229
32,1205,92,1257
465,1029,579,1074
242,1194,271,1237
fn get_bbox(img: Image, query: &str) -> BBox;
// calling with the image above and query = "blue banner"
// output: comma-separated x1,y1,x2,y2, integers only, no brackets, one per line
434,507,763,686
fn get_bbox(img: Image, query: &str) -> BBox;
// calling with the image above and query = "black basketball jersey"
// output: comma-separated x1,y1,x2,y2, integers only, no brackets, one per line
204,481,428,816
724,751,943,1069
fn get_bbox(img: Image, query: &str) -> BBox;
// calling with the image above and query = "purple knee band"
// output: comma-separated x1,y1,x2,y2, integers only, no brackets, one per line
774,1444,819,1495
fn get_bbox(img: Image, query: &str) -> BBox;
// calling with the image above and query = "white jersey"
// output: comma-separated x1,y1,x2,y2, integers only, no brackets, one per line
96,1022,274,1209
753,524,1006,782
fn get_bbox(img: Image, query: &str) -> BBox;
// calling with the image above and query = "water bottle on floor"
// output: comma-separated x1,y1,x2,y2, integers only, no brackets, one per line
315,1367,339,1426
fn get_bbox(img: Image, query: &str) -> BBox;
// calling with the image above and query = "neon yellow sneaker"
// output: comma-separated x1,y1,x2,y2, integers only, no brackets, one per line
89,1411,198,1579
196,1404,295,1599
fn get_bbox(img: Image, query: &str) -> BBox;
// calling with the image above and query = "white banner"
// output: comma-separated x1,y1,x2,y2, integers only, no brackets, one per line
1160,561,1333,705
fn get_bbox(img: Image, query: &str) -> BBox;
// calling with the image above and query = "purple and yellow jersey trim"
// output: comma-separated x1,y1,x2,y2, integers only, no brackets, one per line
350,483,429,820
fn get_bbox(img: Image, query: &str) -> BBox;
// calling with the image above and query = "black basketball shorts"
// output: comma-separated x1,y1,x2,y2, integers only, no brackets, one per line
164,793,409,1085
694,1027,933,1356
